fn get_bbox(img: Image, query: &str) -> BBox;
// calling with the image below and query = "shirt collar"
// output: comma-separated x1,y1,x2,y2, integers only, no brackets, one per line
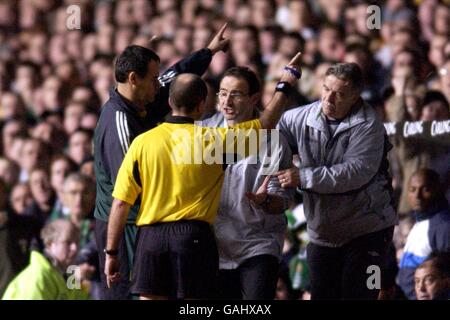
165,115,195,124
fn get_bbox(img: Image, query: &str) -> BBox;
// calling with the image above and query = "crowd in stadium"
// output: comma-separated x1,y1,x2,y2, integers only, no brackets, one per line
0,0,449,300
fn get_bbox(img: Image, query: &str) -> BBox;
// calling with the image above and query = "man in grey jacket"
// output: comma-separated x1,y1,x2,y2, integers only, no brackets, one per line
201,67,293,299
276,63,397,299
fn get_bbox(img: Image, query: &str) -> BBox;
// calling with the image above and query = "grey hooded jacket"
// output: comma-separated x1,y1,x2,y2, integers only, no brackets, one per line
278,100,397,247
201,113,293,269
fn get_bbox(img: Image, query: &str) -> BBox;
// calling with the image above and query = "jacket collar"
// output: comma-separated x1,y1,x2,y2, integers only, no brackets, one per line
109,88,147,118
306,99,368,138
165,115,195,124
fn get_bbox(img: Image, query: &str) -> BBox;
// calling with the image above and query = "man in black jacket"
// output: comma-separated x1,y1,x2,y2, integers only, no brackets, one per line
94,25,229,299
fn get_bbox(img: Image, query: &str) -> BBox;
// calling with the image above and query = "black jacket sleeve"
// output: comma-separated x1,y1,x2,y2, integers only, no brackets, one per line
147,48,213,122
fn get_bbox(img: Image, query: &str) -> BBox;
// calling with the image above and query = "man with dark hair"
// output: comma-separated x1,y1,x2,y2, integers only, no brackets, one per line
94,25,229,300
420,90,450,121
276,62,397,299
201,66,293,300
398,168,450,299
105,52,302,300
414,252,450,300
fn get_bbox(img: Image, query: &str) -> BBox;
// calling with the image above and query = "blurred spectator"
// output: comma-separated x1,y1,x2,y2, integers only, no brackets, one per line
0,92,27,122
66,129,93,166
9,182,34,216
31,121,66,154
420,90,450,121
49,154,77,216
63,101,88,135
414,252,450,300
0,157,20,190
1,118,28,160
317,24,345,63
2,219,89,300
80,156,95,181
397,169,450,299
438,57,450,103
0,179,38,297
230,25,262,69
24,167,55,229
18,137,50,182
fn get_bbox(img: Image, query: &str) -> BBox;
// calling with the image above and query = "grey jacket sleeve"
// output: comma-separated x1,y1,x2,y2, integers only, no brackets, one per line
299,120,385,194
267,131,295,206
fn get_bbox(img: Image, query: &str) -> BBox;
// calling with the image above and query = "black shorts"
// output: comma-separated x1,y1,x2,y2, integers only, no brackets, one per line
131,220,219,299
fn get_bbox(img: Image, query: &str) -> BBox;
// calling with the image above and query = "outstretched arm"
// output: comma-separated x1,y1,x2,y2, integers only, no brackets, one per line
259,52,303,129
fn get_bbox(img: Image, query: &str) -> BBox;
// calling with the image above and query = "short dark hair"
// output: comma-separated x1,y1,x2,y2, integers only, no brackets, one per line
410,168,444,198
169,74,208,112
410,168,441,186
325,63,364,92
222,67,261,96
115,45,160,83
282,32,305,51
417,252,450,279
70,128,94,140
423,90,449,109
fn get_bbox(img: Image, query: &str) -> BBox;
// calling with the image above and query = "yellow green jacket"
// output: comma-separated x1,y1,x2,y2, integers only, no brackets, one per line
2,251,89,300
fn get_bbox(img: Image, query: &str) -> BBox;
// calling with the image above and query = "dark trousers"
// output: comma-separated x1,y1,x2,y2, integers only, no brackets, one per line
218,254,280,300
307,226,394,300
95,219,137,300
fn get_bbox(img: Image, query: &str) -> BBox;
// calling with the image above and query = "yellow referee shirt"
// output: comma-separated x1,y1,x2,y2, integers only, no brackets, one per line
112,116,262,226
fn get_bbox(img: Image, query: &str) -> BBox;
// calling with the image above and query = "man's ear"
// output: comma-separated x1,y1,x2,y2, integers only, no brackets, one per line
168,97,174,110
128,71,137,86
250,93,261,108
197,99,206,113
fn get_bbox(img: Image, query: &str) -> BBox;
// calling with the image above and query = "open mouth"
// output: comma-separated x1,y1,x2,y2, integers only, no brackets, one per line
223,107,234,115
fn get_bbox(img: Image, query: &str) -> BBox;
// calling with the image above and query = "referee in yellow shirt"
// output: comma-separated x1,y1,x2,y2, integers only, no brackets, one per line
105,53,302,300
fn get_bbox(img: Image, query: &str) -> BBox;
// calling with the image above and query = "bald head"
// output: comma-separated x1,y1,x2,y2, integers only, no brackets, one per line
169,74,208,113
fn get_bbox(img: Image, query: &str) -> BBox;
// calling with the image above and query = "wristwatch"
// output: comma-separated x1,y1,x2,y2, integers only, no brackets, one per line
103,248,119,256
275,81,292,97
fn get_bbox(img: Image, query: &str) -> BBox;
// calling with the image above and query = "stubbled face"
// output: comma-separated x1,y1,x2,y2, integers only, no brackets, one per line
133,60,160,106
321,75,359,119
415,266,450,300
407,174,436,212
218,76,257,124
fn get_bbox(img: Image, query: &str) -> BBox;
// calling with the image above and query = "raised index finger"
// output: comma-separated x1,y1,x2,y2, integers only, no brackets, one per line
216,22,228,38
260,175,272,190
288,52,302,68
